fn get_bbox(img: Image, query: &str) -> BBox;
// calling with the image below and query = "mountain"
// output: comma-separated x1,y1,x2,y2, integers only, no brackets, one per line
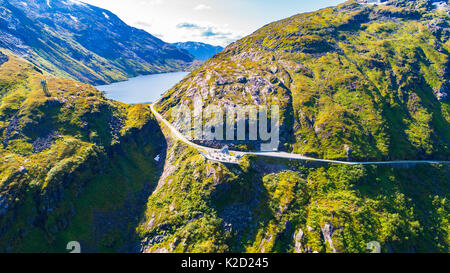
144,0,450,253
173,42,224,61
0,53,166,252
0,0,195,85
158,0,450,162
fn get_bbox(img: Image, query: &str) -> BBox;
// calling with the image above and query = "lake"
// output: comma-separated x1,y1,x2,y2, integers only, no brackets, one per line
96,72,190,104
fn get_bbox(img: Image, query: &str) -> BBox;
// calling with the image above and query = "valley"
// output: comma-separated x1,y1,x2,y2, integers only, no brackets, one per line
0,0,449,254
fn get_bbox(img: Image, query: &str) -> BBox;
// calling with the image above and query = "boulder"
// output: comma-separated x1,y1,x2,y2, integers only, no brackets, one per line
216,78,231,85
269,66,278,74
321,223,337,253
18,166,28,174
237,76,247,83
434,82,449,102
293,229,304,253
344,144,353,159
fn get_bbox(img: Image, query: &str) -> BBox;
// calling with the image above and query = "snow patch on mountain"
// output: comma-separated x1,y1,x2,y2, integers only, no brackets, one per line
64,0,87,7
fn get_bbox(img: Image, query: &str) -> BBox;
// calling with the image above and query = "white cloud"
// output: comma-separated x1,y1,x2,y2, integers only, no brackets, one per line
140,0,164,6
81,0,345,47
80,0,244,46
175,20,243,46
194,4,211,11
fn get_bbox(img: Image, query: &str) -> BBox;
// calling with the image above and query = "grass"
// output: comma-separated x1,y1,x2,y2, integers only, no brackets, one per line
157,0,449,161
0,54,166,252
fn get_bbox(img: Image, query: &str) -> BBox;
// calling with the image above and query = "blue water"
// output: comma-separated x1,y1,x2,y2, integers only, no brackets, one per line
97,72,190,104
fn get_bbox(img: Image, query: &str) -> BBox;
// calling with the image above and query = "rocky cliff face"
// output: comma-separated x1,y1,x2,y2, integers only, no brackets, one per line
0,0,195,85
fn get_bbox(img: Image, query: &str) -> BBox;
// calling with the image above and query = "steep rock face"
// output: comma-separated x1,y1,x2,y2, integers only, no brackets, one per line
173,42,224,61
0,55,167,252
0,0,195,84
158,0,450,161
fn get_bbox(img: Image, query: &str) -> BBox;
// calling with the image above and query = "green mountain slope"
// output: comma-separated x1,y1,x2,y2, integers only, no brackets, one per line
0,0,195,85
158,0,450,161
0,54,166,252
138,140,449,253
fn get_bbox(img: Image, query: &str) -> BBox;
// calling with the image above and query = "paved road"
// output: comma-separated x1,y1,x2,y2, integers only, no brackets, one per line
150,103,450,166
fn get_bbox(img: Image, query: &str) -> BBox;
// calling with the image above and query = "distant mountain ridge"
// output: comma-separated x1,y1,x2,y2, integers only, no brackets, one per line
173,41,224,61
0,0,195,84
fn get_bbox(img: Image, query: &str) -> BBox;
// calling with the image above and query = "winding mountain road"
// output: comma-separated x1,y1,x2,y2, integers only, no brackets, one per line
150,103,450,166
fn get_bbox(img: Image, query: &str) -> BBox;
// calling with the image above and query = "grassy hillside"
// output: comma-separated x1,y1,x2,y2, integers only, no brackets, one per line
158,0,450,161
0,53,166,252
138,138,449,253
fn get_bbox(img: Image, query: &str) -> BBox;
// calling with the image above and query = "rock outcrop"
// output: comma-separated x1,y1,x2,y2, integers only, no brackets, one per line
434,82,449,102
321,223,337,253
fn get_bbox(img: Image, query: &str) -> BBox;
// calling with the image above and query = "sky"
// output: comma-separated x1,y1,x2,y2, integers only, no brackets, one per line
81,0,345,47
